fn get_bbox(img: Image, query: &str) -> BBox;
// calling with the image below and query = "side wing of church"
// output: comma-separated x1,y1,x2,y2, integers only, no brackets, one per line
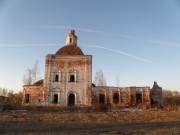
22,30,163,108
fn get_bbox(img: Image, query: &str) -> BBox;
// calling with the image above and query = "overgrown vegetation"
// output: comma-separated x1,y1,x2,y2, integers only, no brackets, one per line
0,87,22,110
163,90,180,110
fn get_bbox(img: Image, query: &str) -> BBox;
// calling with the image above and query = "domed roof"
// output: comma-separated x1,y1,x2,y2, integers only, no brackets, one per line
55,45,84,56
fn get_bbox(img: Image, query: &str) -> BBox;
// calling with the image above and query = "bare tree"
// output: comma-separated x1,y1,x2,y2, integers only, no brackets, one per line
8,90,23,109
0,87,8,96
163,90,173,98
93,69,107,86
172,91,179,97
116,75,119,87
23,60,40,85
0,87,23,109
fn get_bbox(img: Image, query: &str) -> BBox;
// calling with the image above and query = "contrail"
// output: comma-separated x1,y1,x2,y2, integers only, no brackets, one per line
82,44,164,66
148,39,180,48
34,25,141,41
0,42,164,65
32,25,180,48
0,43,62,47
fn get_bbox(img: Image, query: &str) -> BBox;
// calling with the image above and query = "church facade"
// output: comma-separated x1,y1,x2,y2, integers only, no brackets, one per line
22,30,162,108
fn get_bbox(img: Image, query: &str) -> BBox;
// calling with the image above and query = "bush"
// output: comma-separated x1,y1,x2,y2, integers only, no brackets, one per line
163,96,180,106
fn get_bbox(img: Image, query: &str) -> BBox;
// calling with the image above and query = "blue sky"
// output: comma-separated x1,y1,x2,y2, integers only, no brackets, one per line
0,0,180,92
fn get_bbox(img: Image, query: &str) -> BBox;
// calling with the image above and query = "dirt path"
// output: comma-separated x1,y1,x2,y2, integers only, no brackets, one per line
0,121,180,134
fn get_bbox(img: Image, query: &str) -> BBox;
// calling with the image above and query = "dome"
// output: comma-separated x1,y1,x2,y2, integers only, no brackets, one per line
55,45,84,56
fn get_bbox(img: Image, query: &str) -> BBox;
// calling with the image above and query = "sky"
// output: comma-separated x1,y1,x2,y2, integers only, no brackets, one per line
0,0,180,92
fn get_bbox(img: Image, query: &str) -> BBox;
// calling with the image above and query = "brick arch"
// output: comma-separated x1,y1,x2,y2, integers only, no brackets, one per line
67,91,77,106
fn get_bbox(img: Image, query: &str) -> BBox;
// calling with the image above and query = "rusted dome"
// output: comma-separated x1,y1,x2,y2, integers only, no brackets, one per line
55,45,84,56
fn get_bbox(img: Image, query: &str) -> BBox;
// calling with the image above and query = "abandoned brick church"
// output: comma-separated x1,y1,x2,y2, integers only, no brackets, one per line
22,30,162,107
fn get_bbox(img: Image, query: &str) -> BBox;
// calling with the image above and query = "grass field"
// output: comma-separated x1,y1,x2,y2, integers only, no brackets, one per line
0,109,180,134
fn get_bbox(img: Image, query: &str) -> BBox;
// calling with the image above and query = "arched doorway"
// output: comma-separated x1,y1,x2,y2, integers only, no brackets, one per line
68,93,75,106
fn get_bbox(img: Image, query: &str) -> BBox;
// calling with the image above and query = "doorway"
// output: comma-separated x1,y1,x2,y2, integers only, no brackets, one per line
113,92,119,104
136,93,142,104
99,94,105,104
68,93,75,106
25,94,30,103
54,94,58,104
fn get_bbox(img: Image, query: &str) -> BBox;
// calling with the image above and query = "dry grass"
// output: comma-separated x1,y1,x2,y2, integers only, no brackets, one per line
0,110,180,134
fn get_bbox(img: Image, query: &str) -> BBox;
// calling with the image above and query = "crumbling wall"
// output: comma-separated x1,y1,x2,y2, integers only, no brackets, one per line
22,83,44,106
120,88,131,106
91,86,151,107
129,87,151,107
151,81,163,107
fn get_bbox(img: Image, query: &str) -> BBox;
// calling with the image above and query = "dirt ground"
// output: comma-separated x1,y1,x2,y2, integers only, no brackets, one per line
0,110,180,134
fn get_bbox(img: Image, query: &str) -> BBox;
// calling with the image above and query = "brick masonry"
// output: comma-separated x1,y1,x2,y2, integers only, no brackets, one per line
22,30,162,108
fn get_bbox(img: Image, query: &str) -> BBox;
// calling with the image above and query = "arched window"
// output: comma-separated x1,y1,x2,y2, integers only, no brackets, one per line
52,71,62,82
70,75,75,82
55,75,59,82
70,38,72,43
68,70,77,82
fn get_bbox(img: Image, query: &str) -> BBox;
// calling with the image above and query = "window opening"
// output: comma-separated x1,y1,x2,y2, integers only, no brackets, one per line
70,75,75,82
55,75,59,82
54,94,58,104
99,94,105,104
25,94,30,103
70,38,72,43
113,92,119,104
136,93,142,103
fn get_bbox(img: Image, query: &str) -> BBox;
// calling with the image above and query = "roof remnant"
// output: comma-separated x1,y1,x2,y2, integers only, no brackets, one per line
33,79,44,86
